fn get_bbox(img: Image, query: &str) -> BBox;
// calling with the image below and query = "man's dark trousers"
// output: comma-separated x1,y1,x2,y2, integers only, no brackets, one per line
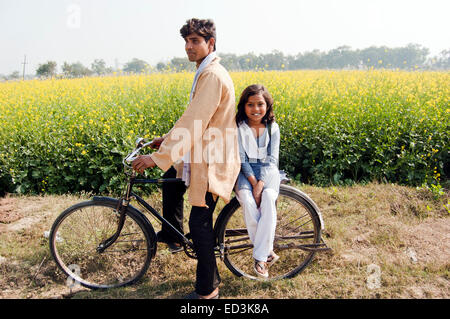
160,166,221,295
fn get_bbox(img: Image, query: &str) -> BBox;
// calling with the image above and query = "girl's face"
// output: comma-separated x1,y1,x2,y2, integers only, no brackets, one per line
245,93,267,124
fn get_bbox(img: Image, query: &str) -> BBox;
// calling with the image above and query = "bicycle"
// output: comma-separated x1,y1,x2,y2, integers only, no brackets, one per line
49,138,330,289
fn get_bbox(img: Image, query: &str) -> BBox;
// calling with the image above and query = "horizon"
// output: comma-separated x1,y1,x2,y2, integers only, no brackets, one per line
5,43,445,78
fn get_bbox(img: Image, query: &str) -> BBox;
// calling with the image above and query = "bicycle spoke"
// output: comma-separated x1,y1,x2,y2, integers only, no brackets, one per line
278,212,309,230
290,218,313,233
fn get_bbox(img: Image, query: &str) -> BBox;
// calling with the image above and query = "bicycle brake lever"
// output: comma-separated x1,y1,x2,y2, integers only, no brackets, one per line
125,148,141,163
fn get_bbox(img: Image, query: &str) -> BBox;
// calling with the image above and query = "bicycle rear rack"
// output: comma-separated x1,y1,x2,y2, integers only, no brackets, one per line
275,239,331,252
222,228,331,254
170,231,331,261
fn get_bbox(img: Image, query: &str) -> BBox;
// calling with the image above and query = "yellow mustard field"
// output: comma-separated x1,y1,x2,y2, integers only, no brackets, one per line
0,70,448,194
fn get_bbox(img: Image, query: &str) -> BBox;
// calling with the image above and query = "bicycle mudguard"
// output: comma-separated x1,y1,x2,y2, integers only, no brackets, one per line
92,196,158,257
92,196,122,203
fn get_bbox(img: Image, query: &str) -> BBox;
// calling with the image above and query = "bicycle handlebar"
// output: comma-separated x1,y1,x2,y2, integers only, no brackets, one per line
122,137,154,169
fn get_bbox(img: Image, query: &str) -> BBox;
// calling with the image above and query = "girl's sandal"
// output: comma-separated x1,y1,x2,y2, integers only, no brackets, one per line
266,251,280,268
254,260,269,278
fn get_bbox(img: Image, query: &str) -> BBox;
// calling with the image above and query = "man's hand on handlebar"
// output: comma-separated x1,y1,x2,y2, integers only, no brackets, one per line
150,137,164,149
132,155,156,174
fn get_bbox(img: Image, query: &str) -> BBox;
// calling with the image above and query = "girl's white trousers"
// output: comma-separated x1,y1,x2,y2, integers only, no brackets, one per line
235,188,278,262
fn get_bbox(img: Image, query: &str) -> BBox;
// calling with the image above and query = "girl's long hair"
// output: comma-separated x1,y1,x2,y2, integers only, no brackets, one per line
235,84,275,125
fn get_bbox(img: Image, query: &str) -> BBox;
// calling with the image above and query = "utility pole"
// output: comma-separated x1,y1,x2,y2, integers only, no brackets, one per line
22,55,28,80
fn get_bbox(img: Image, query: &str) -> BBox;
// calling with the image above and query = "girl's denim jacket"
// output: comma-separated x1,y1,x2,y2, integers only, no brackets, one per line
237,121,280,191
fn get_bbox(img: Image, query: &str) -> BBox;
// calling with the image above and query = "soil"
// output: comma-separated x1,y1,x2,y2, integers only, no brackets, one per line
0,197,21,223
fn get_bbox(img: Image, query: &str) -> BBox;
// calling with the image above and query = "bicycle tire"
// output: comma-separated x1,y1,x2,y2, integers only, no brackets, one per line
49,198,155,289
216,184,322,280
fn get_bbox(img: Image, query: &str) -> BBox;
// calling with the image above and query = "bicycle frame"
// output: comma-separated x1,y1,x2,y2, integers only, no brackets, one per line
97,172,195,254
98,171,330,256
130,177,193,247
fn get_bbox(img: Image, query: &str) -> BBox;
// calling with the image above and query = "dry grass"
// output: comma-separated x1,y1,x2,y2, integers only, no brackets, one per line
0,182,448,299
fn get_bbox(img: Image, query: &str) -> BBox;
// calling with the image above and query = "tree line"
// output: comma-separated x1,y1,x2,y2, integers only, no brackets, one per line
2,43,449,80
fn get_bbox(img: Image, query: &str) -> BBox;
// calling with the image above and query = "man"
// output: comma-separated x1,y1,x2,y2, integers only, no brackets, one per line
132,18,240,299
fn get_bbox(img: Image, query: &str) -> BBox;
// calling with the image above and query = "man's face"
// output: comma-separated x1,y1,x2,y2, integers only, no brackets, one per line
184,32,214,65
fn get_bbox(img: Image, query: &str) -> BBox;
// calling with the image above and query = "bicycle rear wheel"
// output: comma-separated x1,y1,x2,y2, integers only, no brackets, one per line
49,198,154,289
217,184,322,280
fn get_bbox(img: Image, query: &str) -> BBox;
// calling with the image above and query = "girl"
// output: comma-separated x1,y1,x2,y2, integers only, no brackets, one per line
235,84,281,278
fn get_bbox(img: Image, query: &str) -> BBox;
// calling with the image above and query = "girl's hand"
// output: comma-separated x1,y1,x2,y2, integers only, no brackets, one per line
252,180,264,208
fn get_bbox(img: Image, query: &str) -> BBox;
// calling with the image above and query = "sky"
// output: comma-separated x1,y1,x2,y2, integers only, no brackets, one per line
1,0,449,75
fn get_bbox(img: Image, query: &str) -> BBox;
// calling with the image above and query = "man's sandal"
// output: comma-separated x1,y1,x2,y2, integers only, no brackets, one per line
254,260,269,278
184,291,220,299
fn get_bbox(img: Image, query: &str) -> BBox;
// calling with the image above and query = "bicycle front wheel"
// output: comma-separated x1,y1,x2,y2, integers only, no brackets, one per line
217,184,322,280
49,198,154,289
